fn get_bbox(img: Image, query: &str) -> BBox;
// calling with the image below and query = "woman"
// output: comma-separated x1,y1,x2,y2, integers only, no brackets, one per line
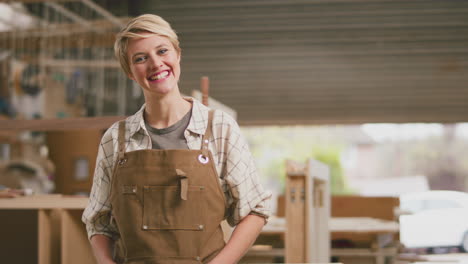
82,14,271,264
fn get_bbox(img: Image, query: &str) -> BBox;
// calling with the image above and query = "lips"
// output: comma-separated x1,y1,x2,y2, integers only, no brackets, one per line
148,70,170,81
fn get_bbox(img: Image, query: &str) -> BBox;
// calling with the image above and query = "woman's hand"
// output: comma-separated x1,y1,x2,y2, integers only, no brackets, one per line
207,214,265,264
90,234,116,264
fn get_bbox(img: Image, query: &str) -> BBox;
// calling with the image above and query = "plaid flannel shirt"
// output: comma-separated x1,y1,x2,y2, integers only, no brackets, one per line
82,98,271,239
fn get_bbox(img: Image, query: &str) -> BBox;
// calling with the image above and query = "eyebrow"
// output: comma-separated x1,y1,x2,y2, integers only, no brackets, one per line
131,44,169,60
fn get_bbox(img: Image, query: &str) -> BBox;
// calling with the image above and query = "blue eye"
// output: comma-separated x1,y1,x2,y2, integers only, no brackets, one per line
158,49,168,55
134,56,146,63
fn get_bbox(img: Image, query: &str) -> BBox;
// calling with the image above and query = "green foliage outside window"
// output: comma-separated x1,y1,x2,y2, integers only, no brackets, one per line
242,126,355,195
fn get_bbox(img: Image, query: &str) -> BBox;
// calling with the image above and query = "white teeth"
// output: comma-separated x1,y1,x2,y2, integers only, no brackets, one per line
159,71,169,78
149,71,169,80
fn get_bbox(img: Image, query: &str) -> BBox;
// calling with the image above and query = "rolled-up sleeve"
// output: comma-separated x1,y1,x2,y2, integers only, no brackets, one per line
222,117,271,226
82,128,120,240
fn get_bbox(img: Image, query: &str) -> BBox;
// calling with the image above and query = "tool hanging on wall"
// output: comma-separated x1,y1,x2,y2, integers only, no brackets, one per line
2,1,128,118
20,64,41,96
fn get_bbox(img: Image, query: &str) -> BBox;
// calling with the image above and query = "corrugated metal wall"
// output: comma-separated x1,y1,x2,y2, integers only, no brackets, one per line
136,0,468,125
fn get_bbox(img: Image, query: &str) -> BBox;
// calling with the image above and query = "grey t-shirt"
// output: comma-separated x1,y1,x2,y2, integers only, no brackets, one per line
144,108,192,149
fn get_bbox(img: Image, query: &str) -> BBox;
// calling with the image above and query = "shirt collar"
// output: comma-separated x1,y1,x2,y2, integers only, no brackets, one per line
126,104,146,138
186,97,210,136
127,97,210,138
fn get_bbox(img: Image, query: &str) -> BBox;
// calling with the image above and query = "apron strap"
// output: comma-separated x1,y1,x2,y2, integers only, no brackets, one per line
201,110,215,156
117,120,126,161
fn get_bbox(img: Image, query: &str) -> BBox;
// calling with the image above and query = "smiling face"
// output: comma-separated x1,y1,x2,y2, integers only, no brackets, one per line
127,33,181,97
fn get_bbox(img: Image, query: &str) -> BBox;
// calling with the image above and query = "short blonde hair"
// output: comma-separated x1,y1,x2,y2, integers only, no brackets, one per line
114,14,181,76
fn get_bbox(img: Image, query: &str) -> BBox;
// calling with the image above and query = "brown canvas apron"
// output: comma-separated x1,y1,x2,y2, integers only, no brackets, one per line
109,111,226,264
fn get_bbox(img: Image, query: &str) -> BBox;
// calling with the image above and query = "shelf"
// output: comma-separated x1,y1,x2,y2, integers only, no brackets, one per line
0,195,96,264
0,116,126,132
0,194,88,209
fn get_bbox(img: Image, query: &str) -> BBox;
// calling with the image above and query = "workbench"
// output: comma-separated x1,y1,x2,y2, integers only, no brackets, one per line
249,216,400,264
331,217,400,264
0,194,95,264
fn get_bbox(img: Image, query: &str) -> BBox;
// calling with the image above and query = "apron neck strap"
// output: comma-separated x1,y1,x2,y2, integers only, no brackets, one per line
201,110,215,155
117,120,126,160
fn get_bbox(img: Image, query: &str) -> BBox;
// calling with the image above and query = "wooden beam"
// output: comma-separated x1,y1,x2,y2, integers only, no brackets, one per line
200,76,209,106
0,18,128,49
44,2,98,32
0,18,125,39
41,58,120,68
80,0,124,28
0,31,116,49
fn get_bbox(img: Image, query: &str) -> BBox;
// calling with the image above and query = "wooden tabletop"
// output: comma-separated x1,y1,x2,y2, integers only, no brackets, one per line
262,216,399,234
0,194,88,209
330,217,399,234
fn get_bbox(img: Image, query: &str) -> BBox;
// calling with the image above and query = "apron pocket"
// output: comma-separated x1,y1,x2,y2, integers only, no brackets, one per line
142,185,205,230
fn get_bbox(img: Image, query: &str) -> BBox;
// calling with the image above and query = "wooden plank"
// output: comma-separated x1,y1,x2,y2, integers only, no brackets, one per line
284,159,331,263
285,175,306,263
61,210,97,264
276,195,285,217
0,19,122,50
261,216,398,234
245,247,284,257
0,32,116,49
332,247,398,256
38,209,61,264
38,209,52,264
44,2,96,32
41,59,120,68
305,167,312,261
0,18,127,38
0,116,125,132
330,217,399,234
0,195,88,209
200,76,209,106
80,0,124,28
331,195,400,248
332,195,400,221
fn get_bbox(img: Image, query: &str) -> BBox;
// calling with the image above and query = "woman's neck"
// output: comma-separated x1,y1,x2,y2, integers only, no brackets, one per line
143,91,192,129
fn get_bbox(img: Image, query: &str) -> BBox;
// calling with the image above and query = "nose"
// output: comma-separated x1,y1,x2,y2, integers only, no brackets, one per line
149,54,163,70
